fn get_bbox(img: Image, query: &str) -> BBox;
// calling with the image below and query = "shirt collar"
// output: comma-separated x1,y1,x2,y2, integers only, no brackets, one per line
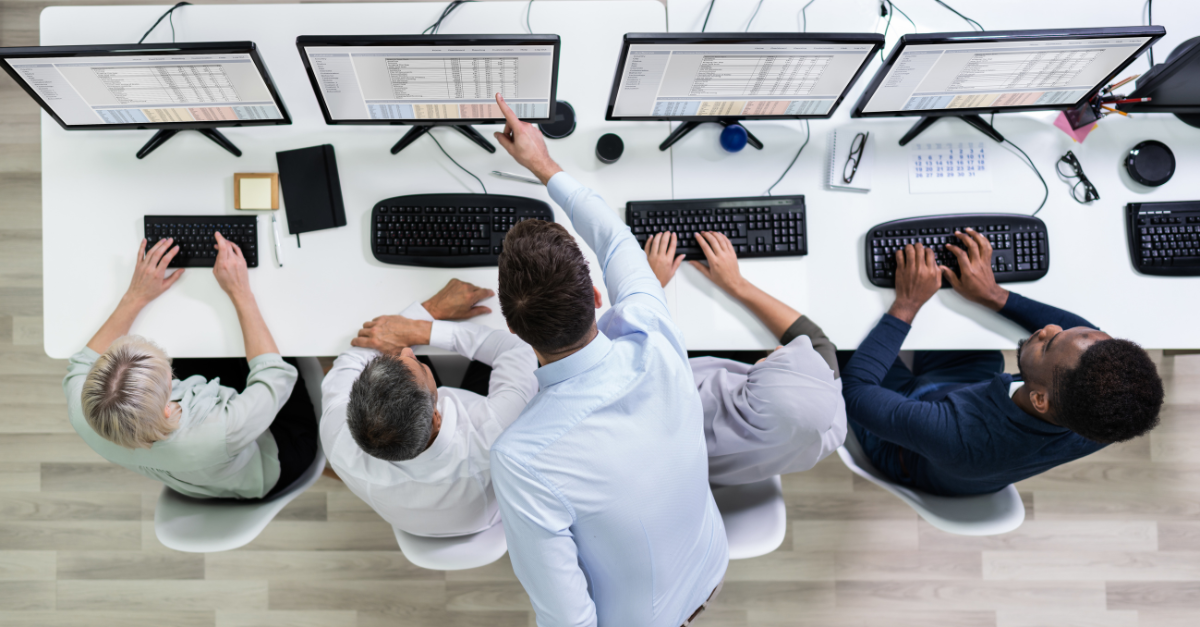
407,392,458,464
992,374,1070,435
534,332,613,389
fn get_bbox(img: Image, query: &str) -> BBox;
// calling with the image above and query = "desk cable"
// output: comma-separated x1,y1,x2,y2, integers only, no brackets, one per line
137,2,191,44
764,120,810,197
933,0,984,31
424,1,475,35
429,134,486,194
701,0,715,32
992,115,1048,217
879,2,917,62
745,0,766,31
525,0,535,34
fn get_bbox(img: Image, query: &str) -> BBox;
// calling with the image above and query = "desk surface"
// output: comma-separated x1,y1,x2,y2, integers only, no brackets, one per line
40,2,669,359
663,0,1200,351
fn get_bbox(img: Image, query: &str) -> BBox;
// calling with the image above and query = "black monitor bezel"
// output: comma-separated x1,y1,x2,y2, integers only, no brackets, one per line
0,41,292,131
1123,37,1200,114
850,26,1165,119
604,32,884,122
295,34,561,126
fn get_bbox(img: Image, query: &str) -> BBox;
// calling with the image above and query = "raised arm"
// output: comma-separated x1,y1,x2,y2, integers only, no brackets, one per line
87,238,184,353
212,232,278,361
493,94,666,313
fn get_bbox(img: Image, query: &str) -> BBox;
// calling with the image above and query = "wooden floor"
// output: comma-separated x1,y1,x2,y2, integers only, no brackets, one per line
3,1,1200,625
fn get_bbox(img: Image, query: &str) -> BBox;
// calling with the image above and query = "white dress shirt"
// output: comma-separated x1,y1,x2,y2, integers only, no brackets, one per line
490,173,728,627
320,302,538,537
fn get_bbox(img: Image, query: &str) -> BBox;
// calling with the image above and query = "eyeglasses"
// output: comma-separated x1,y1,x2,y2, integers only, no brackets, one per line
843,132,868,184
1057,151,1099,204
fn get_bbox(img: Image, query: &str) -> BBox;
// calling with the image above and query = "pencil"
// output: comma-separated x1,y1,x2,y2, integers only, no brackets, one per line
1101,105,1129,117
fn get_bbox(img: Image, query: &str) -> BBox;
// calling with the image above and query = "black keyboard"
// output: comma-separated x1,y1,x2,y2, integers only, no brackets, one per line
144,215,258,268
371,194,555,268
625,196,806,260
1127,201,1200,276
866,214,1049,288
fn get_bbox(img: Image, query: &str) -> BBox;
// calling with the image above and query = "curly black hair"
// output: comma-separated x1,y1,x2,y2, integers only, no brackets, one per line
1051,339,1164,444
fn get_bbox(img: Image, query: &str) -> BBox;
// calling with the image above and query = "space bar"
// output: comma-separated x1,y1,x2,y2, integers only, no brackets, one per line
407,246,449,256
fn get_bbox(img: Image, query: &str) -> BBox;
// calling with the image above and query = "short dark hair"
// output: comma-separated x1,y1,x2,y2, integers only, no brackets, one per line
498,219,595,354
1051,339,1163,444
346,355,434,462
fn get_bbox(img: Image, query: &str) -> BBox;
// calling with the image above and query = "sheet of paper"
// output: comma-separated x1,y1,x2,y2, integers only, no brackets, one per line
908,141,992,194
240,177,273,209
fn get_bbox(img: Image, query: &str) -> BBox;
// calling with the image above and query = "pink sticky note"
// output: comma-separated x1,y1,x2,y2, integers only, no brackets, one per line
1054,111,1097,143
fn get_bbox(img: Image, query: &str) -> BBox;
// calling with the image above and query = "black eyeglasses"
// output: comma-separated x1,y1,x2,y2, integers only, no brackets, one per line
1057,151,1099,204
843,132,868,184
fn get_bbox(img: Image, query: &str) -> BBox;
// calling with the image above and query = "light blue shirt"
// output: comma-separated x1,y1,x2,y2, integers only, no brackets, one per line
490,173,728,627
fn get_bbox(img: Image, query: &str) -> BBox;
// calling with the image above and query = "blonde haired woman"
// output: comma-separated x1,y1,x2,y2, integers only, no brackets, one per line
63,233,318,499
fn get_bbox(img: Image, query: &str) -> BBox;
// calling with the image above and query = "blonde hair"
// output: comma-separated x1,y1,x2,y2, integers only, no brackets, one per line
81,335,179,449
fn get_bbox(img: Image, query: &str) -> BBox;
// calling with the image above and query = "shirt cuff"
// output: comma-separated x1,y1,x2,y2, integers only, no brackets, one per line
401,301,435,322
429,320,456,352
248,352,291,370
880,312,913,333
546,171,583,213
73,347,102,364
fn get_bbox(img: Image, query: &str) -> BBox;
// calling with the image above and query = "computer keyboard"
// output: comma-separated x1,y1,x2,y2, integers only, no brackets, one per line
144,215,258,268
1126,201,1200,276
866,214,1049,288
371,194,555,268
625,195,806,260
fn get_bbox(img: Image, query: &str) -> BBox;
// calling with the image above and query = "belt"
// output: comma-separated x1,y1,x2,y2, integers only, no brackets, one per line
680,579,724,627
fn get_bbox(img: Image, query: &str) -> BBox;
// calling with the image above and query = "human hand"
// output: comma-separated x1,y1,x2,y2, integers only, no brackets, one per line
888,243,941,324
645,232,684,288
212,232,252,303
422,278,494,320
124,238,184,307
690,232,747,296
943,228,1010,311
493,93,563,184
351,315,433,354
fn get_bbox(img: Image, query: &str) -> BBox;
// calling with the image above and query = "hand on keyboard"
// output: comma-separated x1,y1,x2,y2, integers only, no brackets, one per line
691,232,747,296
943,229,1011,312
213,232,251,302
645,232,684,288
888,244,942,325
126,237,184,306
421,278,495,320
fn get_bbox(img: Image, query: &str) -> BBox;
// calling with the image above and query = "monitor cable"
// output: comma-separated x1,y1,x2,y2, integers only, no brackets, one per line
745,0,766,32
701,0,715,32
799,0,818,32
137,2,191,44
424,0,475,35
429,134,487,194
764,120,810,196
879,2,917,62
933,0,984,31
525,0,535,34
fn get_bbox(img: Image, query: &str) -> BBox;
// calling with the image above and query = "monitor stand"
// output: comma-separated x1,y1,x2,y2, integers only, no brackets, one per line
658,119,764,151
390,125,497,155
898,115,1004,147
136,128,242,159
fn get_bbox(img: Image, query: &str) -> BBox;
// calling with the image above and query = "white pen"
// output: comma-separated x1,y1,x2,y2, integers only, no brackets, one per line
490,170,542,185
271,212,284,267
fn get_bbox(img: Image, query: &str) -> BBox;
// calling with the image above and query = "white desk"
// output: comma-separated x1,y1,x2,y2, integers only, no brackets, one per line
665,0,1200,350
41,2,669,359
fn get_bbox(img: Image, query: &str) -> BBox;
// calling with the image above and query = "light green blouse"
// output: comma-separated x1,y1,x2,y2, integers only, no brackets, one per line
63,349,298,499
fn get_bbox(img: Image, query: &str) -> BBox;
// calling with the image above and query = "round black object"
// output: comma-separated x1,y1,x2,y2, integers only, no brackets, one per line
596,133,624,164
539,101,575,139
1125,140,1175,187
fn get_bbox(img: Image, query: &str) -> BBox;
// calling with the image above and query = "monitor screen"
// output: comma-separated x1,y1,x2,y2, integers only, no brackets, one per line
606,34,883,121
0,43,288,130
297,35,560,124
854,28,1163,117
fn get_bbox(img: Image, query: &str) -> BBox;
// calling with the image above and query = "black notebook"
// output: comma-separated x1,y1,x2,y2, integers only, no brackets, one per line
276,144,346,235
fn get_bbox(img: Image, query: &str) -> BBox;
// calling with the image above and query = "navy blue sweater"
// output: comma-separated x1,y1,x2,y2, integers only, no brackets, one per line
842,292,1106,496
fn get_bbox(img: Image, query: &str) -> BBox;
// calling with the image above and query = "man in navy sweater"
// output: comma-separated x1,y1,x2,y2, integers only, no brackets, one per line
843,229,1164,496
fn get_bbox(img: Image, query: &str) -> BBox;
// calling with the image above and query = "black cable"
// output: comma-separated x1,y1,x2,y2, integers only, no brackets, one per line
137,2,191,44
429,133,486,194
525,0,534,34
1003,138,1048,217
1146,0,1155,66
745,0,766,32
888,2,917,32
701,0,716,32
765,120,810,196
424,1,475,35
933,0,984,31
800,0,817,32
878,3,894,62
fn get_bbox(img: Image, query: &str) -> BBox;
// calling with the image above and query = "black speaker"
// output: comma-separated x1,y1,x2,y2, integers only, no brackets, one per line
1125,140,1175,187
596,133,624,163
539,101,575,139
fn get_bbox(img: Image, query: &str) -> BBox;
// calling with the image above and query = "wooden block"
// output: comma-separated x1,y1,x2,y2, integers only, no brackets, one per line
1017,461,1200,493
57,580,268,612
835,551,982,581
0,232,41,290
445,581,532,611
793,520,919,552
0,376,71,405
0,521,140,550
0,491,140,521
984,551,1200,581
1136,610,1200,626
0,463,39,491
712,581,835,611
0,174,42,231
234,174,279,210
0,288,40,317
919,520,1158,552
0,403,73,433
1106,581,1200,610
0,550,54,580
215,610,356,627
267,580,444,612
0,581,55,610
40,463,162,493
750,609,996,627
1159,522,1200,550
787,491,917,521
1152,432,1200,463
995,609,1137,627
1034,490,1200,521
0,435,103,464
57,550,204,580
834,581,1107,611
324,490,382,522
780,455,855,494
722,549,834,582
205,551,439,582
0,612,214,627
273,491,327,522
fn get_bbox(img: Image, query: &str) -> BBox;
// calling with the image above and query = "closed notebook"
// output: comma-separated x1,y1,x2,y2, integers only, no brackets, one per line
276,144,346,234
828,128,874,192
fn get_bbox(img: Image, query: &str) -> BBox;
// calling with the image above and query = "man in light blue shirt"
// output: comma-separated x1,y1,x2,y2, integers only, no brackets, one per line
487,95,728,626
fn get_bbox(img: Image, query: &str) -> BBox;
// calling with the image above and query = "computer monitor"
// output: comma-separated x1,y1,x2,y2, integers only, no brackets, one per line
0,42,290,158
296,35,560,155
851,27,1164,146
606,33,884,151
1120,36,1200,128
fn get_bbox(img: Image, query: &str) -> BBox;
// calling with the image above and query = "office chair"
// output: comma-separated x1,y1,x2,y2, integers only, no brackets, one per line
393,521,508,571
712,475,787,559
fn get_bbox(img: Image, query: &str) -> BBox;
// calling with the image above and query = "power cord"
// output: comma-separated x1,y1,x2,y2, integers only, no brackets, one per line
879,2,917,62
1003,138,1048,217
701,0,715,32
933,0,984,31
525,0,534,34
429,134,486,194
799,0,817,32
137,2,191,44
765,120,810,196
745,0,766,32
424,1,475,35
